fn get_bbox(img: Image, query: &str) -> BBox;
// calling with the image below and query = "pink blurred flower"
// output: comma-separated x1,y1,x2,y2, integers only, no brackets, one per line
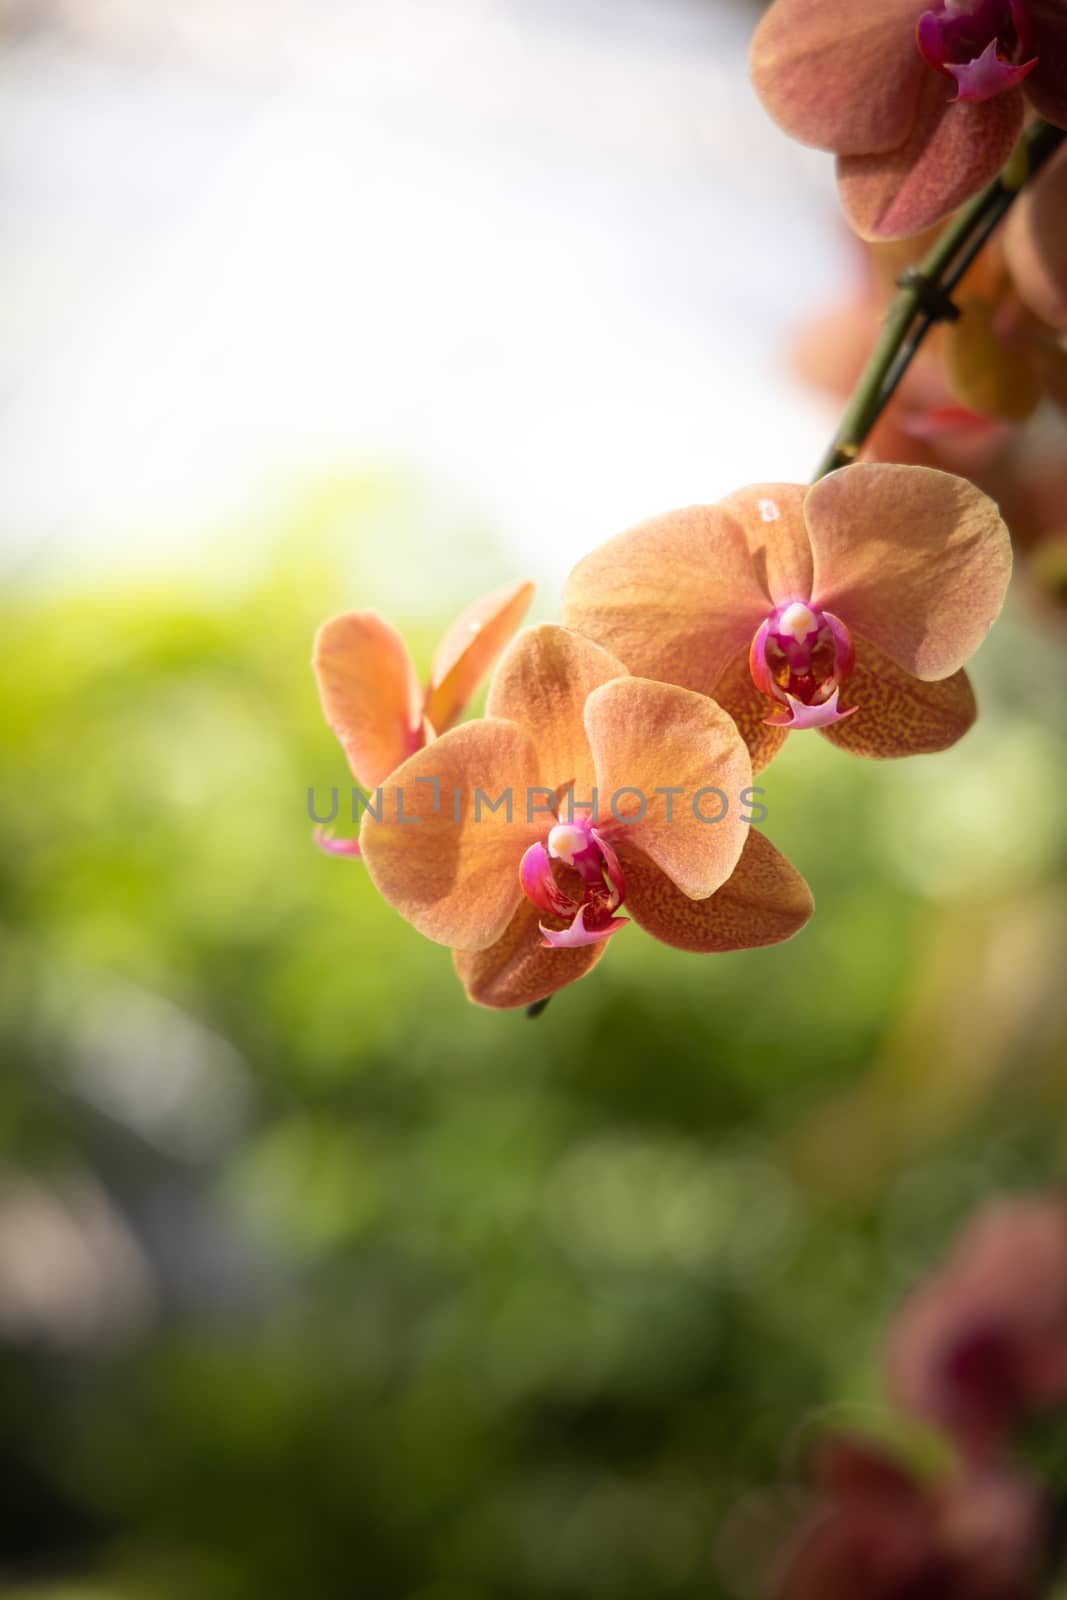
777,1436,1042,1600
888,1196,1067,1459
751,0,1067,239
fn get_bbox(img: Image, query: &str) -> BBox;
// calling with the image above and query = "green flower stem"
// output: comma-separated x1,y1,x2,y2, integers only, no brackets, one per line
812,118,1066,483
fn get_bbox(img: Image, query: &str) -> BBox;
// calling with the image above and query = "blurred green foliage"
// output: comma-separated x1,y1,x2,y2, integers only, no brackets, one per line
1,477,1066,1599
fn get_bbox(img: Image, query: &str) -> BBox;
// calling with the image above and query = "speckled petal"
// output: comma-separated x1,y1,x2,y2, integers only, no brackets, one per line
806,463,1012,680
837,76,1023,240
454,898,609,1009
620,830,813,953
819,637,976,758
707,646,791,775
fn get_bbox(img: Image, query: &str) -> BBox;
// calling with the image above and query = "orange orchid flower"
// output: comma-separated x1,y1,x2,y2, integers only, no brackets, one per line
312,580,534,852
775,1434,1040,1600
887,1194,1067,1461
750,0,1067,240
562,464,1012,769
357,626,813,1009
942,216,1067,425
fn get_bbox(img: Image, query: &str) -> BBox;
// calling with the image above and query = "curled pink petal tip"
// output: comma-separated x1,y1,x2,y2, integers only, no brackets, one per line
520,840,576,918
314,826,363,859
590,827,627,911
540,905,629,949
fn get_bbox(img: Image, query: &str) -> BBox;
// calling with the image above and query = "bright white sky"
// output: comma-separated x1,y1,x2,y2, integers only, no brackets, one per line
0,0,851,594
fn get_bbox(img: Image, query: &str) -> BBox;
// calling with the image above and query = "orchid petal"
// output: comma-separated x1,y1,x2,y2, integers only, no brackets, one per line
944,297,1043,421
313,611,423,790
805,463,1012,681
818,637,976,759
583,676,751,901
563,503,784,703
619,830,813,953
917,9,952,74
750,0,925,155
838,76,1023,240
486,624,627,805
1010,0,1034,54
707,646,791,775
817,1436,926,1507
950,1199,1067,1330
425,579,535,735
1005,147,1067,333
359,717,541,951
716,483,815,605
539,903,629,949
454,899,609,1009
945,37,1038,102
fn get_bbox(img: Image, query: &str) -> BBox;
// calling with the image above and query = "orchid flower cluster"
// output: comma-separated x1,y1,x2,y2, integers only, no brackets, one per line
310,0,1067,1010
768,1193,1067,1600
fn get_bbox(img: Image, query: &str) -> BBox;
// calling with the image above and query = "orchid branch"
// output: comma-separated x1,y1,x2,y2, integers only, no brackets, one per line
813,117,1066,482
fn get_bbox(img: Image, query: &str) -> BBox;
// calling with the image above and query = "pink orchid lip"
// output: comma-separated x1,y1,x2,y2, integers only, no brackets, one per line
763,687,859,730
945,36,1038,100
314,826,362,858
539,904,630,949
749,600,856,731
520,816,629,949
917,0,1038,103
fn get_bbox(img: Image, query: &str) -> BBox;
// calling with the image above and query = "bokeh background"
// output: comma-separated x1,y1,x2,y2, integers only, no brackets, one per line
3,2,1067,1597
